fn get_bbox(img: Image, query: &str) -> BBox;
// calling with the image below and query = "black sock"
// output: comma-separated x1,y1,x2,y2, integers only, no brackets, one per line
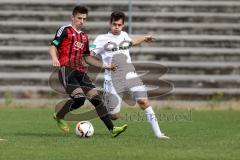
56,97,85,119
56,99,73,119
89,95,114,131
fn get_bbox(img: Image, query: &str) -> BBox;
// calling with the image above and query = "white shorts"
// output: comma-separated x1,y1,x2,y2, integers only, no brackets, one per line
104,80,148,114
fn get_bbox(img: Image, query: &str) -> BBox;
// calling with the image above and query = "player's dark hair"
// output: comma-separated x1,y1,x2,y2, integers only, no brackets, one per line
72,6,88,16
110,11,125,24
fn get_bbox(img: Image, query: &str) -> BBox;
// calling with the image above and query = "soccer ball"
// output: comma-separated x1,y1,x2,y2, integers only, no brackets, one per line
75,121,94,138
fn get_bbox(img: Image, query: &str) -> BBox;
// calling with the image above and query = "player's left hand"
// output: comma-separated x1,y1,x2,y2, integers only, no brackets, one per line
144,35,156,42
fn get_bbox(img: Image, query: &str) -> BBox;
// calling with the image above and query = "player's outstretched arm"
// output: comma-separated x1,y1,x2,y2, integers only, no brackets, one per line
84,55,117,71
49,45,60,67
132,35,156,46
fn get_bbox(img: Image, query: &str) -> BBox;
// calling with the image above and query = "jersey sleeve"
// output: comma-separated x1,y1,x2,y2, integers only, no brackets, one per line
90,36,104,55
51,26,67,48
123,31,132,42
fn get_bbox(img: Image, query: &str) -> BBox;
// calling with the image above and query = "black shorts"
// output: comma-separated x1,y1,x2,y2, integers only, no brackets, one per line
58,66,96,96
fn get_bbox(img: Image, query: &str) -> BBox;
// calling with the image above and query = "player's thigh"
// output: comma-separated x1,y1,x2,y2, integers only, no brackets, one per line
104,80,118,94
77,73,98,99
130,85,148,101
130,85,150,109
58,66,84,96
105,93,122,115
110,112,121,120
104,80,122,114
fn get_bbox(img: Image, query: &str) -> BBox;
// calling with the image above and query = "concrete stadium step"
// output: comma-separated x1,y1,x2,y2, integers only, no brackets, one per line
127,73,240,88
0,34,53,46
0,72,103,86
1,46,240,61
141,35,240,48
160,74,240,88
0,60,52,72
0,85,239,100
1,21,240,35
1,60,240,75
2,34,240,48
1,10,239,23
0,85,61,99
164,88,240,101
0,0,240,12
0,46,49,60
0,72,50,86
136,61,240,75
131,47,240,61
1,72,240,89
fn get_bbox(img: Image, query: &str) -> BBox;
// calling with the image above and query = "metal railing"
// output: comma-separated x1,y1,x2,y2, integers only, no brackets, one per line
128,0,133,35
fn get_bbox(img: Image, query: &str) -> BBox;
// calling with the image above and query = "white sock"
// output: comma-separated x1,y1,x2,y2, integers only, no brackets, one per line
144,106,162,137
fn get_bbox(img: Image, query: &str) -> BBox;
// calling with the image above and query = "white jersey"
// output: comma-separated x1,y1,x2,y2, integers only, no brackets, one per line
91,31,147,114
91,31,138,80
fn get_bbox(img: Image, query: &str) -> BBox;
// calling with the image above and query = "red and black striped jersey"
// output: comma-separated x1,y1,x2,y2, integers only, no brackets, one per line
51,25,90,73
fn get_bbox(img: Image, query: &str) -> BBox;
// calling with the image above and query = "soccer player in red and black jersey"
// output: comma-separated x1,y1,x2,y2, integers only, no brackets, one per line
49,6,127,137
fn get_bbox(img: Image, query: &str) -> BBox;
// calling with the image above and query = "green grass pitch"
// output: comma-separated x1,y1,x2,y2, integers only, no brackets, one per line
0,107,239,160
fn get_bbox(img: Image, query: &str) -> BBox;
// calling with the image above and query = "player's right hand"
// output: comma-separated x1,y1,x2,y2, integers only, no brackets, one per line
52,59,60,67
104,63,117,71
144,35,156,42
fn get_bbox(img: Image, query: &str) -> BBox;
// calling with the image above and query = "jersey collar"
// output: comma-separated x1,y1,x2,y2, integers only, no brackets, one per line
69,24,82,34
108,31,122,36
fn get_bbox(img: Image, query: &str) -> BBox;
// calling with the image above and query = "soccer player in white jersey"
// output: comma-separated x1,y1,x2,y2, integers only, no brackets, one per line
91,11,169,139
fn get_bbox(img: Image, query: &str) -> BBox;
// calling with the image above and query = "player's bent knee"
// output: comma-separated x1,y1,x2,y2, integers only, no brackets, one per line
70,95,86,110
137,99,149,107
73,96,86,105
89,95,103,106
86,89,99,100
111,113,120,120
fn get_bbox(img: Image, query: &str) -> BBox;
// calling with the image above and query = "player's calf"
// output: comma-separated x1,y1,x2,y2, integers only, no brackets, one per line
89,94,114,131
138,99,170,139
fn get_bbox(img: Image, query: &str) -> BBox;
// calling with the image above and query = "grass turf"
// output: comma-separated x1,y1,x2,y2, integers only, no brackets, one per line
0,107,239,160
